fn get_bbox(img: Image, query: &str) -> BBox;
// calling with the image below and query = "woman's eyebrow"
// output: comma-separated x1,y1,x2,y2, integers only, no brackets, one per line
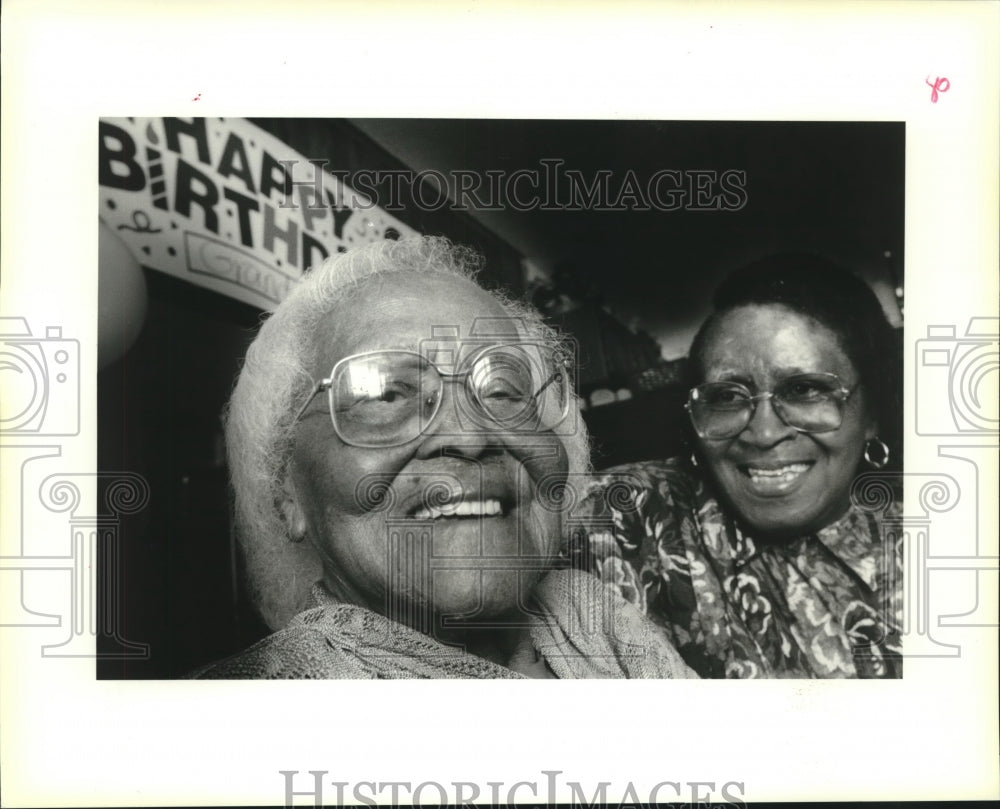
769,364,826,378
341,342,420,356
712,370,754,384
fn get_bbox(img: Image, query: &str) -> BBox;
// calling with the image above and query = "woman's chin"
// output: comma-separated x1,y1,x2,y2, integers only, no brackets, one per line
734,500,849,539
416,569,541,627
715,470,851,538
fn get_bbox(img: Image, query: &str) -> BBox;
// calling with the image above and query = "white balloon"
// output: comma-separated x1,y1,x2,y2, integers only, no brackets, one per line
98,221,148,369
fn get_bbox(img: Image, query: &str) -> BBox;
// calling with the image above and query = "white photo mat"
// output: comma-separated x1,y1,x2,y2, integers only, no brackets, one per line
1,1,997,805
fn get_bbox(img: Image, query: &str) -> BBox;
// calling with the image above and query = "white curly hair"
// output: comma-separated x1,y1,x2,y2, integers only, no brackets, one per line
225,235,591,629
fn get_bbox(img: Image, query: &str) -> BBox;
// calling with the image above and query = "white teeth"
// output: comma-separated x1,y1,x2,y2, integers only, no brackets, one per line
746,464,810,484
412,499,503,520
747,464,809,476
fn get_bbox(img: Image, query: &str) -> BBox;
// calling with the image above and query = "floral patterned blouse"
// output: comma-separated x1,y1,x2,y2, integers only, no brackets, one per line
566,458,903,678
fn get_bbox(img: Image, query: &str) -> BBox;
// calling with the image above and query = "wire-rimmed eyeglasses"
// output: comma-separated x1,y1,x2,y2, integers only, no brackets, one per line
293,344,572,448
685,372,858,440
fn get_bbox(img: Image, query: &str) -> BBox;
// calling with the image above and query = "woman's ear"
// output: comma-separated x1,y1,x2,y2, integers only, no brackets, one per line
279,472,309,542
861,387,880,441
865,417,879,441
865,404,880,441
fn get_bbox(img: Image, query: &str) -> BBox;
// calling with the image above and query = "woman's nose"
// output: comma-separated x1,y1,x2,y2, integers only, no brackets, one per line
738,395,798,447
412,382,498,460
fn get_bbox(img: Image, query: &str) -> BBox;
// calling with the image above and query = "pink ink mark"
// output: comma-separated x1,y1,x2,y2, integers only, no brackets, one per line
193,92,202,101
926,76,950,103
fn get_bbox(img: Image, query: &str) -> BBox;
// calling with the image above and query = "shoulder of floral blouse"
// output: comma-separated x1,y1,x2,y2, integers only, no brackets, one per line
559,460,696,564
810,499,906,585
817,498,905,543
577,457,700,512
596,456,693,483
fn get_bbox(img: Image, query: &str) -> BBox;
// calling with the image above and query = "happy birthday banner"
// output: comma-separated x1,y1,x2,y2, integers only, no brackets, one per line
98,117,417,310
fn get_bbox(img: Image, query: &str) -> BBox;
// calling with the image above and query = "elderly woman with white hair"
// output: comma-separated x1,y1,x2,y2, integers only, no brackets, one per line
195,236,694,679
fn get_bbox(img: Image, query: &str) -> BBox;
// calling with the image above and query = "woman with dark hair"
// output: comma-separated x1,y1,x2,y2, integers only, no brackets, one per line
571,253,903,678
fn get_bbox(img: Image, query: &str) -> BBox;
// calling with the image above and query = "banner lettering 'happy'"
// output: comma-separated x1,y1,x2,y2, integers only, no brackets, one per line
98,117,417,310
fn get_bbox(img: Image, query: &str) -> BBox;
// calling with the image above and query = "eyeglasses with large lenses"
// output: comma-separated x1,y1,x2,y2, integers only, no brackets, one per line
465,345,568,429
686,372,854,440
326,345,570,447
331,352,432,447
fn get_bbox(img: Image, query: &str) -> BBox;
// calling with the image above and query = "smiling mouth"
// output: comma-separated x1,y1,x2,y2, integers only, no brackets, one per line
411,498,505,520
740,462,813,487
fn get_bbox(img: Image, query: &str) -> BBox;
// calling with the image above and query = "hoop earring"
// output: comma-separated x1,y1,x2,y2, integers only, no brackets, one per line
864,437,890,469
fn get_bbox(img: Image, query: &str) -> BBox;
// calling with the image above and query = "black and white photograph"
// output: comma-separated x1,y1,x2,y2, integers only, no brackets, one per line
97,117,906,681
2,2,997,806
